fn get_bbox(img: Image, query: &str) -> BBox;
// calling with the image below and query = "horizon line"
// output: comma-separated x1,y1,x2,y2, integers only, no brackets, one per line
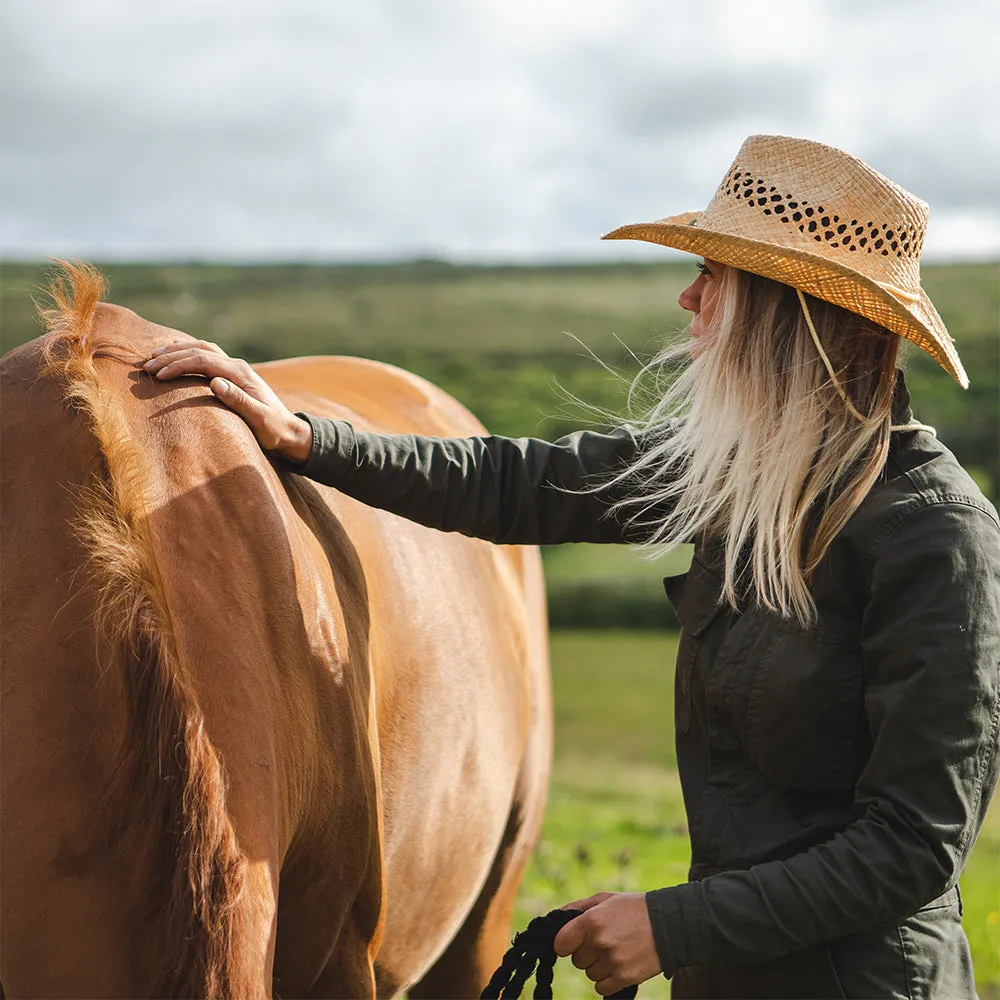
2,254,997,269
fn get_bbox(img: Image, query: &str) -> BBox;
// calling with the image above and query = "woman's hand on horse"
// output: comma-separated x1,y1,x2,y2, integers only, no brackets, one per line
143,339,313,463
553,891,661,996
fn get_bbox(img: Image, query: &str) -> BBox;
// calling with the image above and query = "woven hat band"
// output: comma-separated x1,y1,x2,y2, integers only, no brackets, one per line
696,135,925,295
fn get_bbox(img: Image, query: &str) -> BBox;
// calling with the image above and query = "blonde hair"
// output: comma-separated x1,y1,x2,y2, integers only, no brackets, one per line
607,266,900,627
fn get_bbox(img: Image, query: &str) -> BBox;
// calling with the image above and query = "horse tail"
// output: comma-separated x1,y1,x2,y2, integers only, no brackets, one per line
39,263,251,997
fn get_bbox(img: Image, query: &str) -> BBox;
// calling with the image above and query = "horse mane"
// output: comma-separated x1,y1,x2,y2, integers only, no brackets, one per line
39,263,250,997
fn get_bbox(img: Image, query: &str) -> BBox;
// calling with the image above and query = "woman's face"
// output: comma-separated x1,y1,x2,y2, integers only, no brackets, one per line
678,257,727,358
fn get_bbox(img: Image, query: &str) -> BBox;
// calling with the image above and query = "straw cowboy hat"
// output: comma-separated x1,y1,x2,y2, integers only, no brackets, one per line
602,134,968,388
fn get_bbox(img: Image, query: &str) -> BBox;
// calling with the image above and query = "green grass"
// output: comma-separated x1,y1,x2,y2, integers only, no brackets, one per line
542,543,693,590
541,545,694,630
515,758,685,1000
547,631,679,772
963,823,1000,1000
518,631,1000,998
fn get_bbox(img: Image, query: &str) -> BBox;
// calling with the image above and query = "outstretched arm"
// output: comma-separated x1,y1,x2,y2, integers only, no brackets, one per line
143,339,649,545
287,411,644,545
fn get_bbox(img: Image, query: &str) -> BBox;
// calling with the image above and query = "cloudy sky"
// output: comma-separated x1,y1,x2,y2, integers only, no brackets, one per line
2,0,997,262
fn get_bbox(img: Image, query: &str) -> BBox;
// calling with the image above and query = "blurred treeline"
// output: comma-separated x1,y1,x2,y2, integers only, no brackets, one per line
2,260,996,628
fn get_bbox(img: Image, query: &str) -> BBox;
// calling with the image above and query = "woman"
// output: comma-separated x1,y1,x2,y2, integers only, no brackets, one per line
145,135,1000,999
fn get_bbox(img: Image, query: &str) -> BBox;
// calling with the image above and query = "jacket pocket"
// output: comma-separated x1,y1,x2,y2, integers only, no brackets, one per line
896,885,975,1000
742,619,862,791
829,887,974,1000
680,943,847,998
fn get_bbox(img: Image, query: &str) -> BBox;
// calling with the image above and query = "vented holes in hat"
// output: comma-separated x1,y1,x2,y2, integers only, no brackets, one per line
723,164,921,259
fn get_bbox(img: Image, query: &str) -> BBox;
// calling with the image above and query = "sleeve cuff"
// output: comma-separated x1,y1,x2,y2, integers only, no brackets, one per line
271,412,357,481
645,880,708,977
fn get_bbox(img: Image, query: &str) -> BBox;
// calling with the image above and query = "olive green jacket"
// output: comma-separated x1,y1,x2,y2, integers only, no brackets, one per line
283,373,1000,999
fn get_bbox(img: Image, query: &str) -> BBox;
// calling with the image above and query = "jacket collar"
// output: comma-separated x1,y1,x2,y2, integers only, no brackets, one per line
890,368,914,427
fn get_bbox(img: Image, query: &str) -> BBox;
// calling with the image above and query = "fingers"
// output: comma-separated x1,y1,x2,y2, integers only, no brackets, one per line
584,956,614,983
149,338,227,358
142,342,294,454
561,893,614,913
143,348,248,384
595,973,631,997
144,346,214,373
209,377,238,401
553,913,587,958
554,894,613,958
553,892,657,998
560,924,622,993
207,375,286,450
571,942,600,971
208,375,264,419
208,375,261,406
144,338,230,378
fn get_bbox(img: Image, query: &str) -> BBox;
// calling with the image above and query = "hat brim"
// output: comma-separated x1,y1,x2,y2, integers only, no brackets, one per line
602,213,968,388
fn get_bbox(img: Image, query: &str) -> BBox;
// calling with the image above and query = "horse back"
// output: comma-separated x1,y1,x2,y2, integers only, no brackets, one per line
1,278,379,996
1,269,549,998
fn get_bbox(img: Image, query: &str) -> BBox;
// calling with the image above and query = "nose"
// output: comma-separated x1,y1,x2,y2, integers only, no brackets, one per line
678,277,702,314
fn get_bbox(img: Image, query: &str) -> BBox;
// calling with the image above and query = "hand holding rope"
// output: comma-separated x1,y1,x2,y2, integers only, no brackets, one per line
480,908,639,1000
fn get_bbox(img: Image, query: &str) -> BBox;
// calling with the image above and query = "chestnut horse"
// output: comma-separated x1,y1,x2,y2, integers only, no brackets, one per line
0,265,551,998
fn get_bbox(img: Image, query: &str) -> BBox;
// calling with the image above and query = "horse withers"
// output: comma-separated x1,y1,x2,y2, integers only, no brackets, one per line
0,265,551,998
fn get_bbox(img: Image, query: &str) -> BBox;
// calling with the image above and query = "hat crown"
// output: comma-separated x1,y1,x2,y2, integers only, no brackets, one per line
699,135,927,292
600,133,967,386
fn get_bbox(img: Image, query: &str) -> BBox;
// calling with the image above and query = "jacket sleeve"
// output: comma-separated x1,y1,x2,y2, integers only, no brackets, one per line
645,500,1000,974
279,410,653,545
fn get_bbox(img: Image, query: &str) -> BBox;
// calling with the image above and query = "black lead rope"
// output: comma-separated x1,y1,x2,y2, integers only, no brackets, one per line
480,908,639,1000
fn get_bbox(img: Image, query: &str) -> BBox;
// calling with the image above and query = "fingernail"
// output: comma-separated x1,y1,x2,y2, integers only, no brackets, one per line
214,378,229,392
143,358,155,367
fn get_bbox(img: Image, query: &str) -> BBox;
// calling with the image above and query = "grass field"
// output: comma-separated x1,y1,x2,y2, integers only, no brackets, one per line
542,543,694,596
519,631,1000,998
2,260,996,361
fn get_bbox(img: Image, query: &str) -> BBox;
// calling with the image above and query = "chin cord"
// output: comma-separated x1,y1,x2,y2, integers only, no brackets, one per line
796,288,936,437
797,287,867,423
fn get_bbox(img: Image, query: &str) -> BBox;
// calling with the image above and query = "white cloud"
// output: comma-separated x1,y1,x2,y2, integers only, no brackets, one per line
1,0,996,260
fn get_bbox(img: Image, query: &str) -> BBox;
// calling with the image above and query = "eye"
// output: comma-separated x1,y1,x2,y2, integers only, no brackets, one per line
696,260,712,276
